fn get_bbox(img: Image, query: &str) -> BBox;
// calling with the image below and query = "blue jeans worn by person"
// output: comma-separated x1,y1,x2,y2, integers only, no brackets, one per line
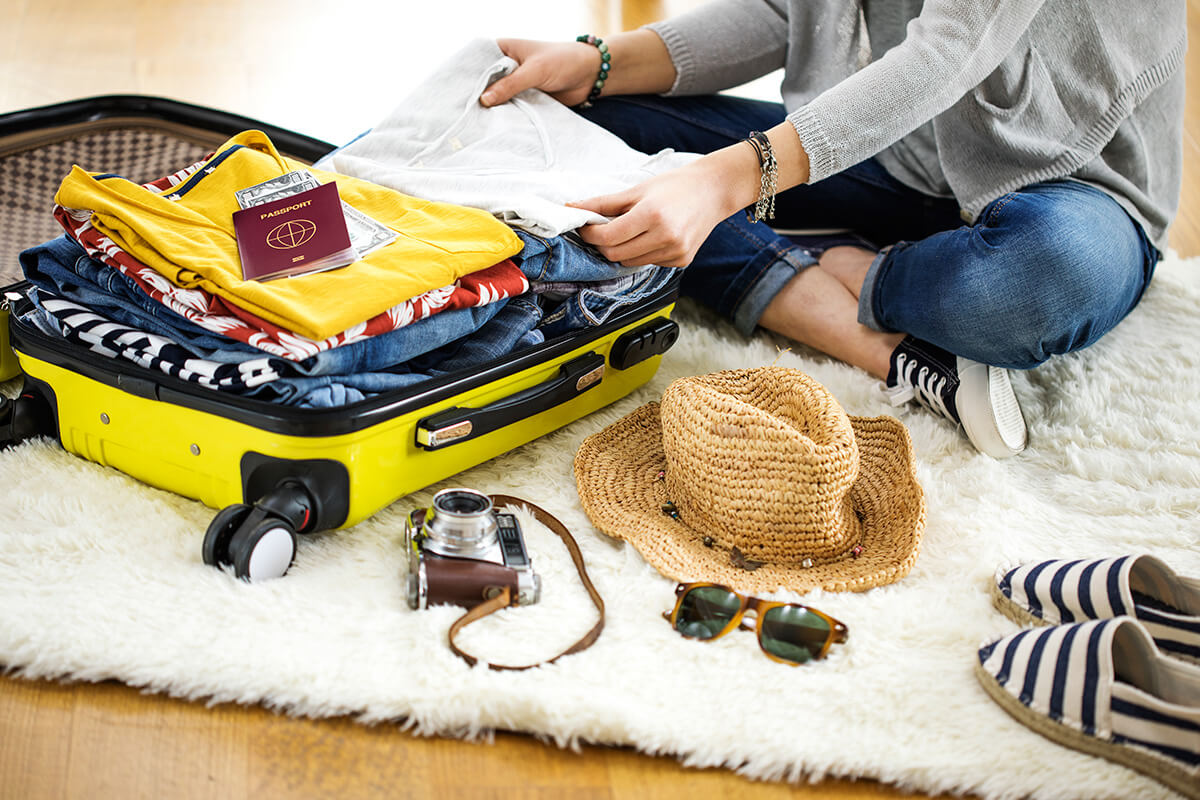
578,95,1159,370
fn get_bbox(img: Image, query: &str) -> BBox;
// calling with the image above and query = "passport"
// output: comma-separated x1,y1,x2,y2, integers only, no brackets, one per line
233,181,356,281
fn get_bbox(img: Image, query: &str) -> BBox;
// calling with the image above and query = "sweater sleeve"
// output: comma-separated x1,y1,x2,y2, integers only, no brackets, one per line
791,0,1049,184
645,0,789,95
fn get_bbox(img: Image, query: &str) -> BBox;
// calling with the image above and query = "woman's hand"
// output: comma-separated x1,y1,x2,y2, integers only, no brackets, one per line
480,38,601,108
569,147,762,268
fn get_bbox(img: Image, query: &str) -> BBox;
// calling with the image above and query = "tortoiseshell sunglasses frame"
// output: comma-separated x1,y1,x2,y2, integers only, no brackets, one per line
663,582,849,665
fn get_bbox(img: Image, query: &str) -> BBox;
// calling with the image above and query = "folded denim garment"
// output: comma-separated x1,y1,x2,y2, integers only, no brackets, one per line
23,238,515,379
23,291,543,409
511,229,675,338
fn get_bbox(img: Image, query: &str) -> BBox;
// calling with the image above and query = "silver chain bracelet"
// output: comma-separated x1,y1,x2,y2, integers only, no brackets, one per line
745,131,778,224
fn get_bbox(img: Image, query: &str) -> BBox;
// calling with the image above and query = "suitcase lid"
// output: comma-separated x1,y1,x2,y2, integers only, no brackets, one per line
0,94,334,287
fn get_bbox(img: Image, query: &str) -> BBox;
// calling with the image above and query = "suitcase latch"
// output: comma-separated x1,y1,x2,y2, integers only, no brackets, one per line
420,420,474,448
575,364,604,392
415,352,606,451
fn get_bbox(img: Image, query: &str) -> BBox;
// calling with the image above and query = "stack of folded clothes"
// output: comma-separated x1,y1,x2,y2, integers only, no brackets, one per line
17,48,685,409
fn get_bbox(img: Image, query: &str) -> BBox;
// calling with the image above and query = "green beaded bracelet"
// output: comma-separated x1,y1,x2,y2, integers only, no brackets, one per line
575,34,611,108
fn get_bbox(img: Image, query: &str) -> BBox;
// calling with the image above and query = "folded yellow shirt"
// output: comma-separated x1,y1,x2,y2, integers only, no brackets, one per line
55,130,523,340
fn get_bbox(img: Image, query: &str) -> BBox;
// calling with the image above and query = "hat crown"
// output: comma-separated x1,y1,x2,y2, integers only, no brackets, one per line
659,368,862,564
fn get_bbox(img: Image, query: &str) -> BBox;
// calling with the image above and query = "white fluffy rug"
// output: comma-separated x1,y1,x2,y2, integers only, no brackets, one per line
2,254,1198,800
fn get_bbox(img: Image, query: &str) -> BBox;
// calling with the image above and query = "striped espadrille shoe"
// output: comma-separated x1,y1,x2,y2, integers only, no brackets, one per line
993,555,1200,663
975,617,1200,799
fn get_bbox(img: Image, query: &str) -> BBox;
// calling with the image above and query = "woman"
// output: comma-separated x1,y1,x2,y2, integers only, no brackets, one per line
480,0,1185,458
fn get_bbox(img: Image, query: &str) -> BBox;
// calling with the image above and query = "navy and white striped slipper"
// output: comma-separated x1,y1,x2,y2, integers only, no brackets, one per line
993,555,1200,663
975,617,1200,799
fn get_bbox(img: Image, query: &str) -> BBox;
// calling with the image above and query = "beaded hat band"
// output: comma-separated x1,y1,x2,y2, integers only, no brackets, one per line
574,368,926,594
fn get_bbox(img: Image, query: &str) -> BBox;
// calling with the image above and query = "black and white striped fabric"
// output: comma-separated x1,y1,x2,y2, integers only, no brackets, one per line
996,555,1200,663
34,295,284,391
977,617,1200,791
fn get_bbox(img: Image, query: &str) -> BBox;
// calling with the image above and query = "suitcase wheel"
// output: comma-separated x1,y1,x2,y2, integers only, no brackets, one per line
202,503,296,581
202,503,252,568
229,517,296,581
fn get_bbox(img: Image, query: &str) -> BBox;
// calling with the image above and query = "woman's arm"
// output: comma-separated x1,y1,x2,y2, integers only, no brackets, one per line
791,0,1047,183
480,29,677,108
576,0,1054,267
645,0,790,96
480,0,793,107
569,121,809,268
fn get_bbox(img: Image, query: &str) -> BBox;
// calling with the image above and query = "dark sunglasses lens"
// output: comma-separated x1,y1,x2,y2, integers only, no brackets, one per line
760,605,833,663
674,586,742,639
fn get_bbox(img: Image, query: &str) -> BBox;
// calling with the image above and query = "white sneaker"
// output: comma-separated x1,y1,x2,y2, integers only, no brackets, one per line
883,336,1027,458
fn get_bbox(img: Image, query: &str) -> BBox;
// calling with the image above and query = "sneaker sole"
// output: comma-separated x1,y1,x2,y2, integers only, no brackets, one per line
956,359,1027,458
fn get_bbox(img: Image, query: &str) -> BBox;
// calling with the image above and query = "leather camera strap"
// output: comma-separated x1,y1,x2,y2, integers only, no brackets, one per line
446,495,605,671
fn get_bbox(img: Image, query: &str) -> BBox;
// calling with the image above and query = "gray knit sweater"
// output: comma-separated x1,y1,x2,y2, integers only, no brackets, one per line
647,0,1186,248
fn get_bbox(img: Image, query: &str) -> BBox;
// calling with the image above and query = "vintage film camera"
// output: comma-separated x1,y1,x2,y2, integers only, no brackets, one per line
404,488,541,610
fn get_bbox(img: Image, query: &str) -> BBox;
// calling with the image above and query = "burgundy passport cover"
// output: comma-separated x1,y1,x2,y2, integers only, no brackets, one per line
233,181,354,281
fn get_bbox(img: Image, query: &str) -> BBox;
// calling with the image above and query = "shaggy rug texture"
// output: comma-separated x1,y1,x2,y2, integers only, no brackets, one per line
1,253,1197,800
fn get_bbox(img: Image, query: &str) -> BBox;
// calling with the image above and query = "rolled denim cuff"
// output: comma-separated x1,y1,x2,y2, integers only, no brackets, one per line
856,246,892,333
731,246,817,337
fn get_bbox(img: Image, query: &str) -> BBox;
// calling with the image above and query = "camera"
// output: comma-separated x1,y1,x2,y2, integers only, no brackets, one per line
404,488,541,610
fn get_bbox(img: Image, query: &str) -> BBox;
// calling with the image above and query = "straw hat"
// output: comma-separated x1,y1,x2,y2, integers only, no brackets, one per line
574,368,925,594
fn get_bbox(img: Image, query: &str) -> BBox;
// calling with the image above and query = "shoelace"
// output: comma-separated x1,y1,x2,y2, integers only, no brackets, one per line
883,352,955,422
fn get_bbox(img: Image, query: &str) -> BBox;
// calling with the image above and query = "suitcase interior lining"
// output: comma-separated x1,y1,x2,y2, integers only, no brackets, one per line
0,119,232,286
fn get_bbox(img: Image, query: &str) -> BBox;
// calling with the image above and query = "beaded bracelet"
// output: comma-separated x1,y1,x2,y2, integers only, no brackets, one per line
745,130,778,224
575,34,611,108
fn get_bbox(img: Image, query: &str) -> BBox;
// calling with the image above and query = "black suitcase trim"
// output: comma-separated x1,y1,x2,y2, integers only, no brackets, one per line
0,94,336,164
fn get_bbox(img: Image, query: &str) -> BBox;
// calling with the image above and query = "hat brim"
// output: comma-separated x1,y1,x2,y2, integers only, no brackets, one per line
574,402,926,594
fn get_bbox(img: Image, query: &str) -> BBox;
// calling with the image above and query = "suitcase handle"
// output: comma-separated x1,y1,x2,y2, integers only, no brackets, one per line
415,353,606,450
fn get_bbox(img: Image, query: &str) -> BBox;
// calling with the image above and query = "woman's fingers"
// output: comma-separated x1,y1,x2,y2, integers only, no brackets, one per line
571,208,686,267
589,230,661,266
481,38,596,107
570,160,729,267
481,74,532,107
571,186,705,266
627,245,689,269
481,62,545,106
567,190,634,219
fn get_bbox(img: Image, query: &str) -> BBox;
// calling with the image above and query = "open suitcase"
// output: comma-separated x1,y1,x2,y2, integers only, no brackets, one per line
0,95,680,579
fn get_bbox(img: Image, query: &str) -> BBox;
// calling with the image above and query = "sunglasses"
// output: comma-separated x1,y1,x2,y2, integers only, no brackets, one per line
663,582,848,665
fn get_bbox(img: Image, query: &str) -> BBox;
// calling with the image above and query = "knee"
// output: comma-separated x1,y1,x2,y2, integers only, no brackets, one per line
950,196,1147,366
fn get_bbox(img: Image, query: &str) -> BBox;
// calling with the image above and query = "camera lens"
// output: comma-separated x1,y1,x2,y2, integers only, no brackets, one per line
424,488,498,557
433,489,491,516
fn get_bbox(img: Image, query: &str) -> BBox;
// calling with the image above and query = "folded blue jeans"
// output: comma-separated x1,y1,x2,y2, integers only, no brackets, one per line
20,235,261,361
20,235,510,375
579,94,1159,369
512,229,676,337
18,233,660,407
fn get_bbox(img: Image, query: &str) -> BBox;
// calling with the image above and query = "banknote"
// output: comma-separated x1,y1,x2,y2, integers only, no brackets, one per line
234,170,320,209
340,199,399,256
235,170,398,256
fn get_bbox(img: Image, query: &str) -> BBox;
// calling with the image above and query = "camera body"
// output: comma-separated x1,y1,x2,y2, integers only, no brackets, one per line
404,488,541,610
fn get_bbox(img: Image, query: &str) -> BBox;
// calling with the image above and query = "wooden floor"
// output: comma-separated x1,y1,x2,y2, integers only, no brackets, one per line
1,2,1197,799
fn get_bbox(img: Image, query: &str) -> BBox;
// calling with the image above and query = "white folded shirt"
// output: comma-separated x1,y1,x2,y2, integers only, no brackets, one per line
324,38,699,238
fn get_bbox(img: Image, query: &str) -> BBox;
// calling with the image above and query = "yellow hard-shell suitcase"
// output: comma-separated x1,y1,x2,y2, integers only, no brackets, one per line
0,96,680,579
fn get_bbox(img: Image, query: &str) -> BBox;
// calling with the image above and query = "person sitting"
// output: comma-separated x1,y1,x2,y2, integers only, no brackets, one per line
481,0,1186,458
